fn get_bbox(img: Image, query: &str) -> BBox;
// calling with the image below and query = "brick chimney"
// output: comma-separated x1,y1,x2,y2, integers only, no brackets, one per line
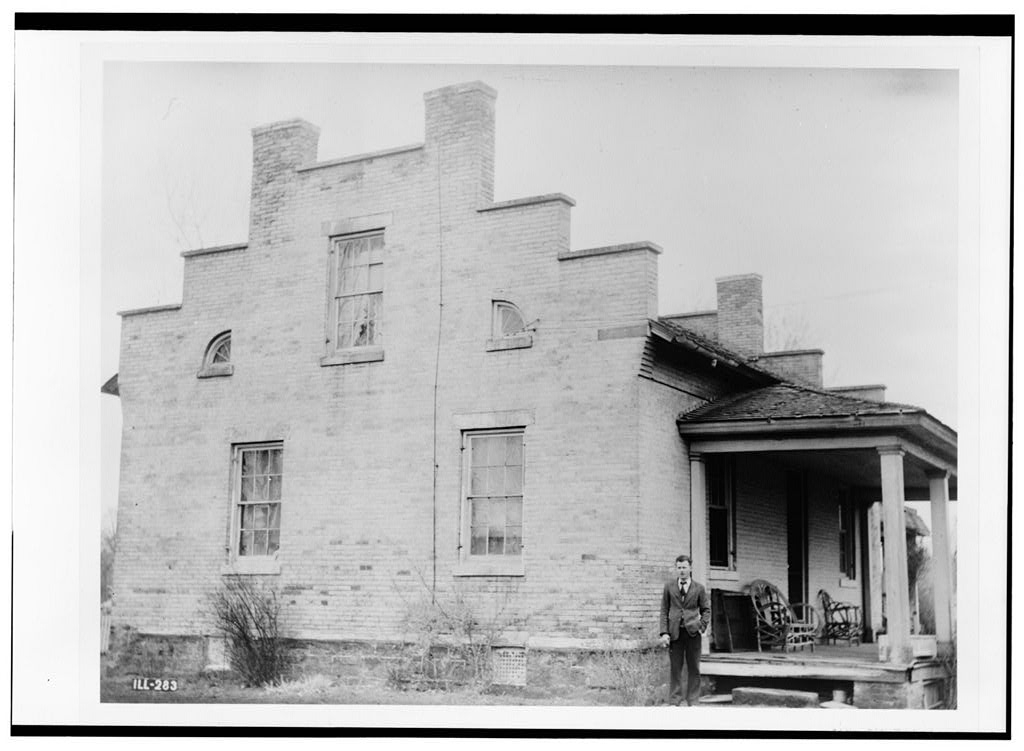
424,81,496,208
249,119,320,246
716,273,763,355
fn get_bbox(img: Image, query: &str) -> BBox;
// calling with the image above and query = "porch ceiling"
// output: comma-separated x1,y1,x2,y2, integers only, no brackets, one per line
742,448,957,502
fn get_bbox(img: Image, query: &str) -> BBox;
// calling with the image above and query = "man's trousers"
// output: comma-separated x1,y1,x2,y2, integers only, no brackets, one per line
668,631,702,705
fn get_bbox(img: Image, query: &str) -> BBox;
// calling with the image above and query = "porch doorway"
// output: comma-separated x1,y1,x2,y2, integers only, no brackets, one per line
786,471,808,606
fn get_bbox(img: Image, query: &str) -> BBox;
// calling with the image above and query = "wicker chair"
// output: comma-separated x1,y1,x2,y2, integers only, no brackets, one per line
748,579,820,652
818,589,863,646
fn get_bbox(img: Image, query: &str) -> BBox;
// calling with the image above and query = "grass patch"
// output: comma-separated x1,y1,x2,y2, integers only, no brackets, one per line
262,673,336,699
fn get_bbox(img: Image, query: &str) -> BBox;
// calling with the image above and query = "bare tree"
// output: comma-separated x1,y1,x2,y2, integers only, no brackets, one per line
764,309,814,352
101,513,117,605
160,155,210,251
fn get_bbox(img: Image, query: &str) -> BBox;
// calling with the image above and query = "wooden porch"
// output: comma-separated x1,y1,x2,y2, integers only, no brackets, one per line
678,383,958,674
702,642,950,709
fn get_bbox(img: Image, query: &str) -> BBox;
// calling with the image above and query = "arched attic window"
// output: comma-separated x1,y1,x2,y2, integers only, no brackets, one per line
198,330,233,378
493,301,526,337
487,301,534,352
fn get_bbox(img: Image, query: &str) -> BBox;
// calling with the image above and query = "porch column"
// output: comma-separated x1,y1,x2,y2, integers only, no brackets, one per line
866,501,884,639
689,451,710,655
927,470,955,652
878,446,912,663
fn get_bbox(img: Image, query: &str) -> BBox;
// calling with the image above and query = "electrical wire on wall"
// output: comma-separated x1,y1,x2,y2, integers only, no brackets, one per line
430,143,445,605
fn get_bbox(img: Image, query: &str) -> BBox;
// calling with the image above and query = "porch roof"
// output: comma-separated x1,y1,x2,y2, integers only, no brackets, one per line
679,382,925,423
677,383,957,500
677,383,956,452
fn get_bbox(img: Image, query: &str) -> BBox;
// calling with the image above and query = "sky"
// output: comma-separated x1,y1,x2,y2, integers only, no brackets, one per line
100,61,959,530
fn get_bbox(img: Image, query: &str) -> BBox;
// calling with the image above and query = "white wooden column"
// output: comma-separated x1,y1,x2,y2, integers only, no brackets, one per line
689,451,710,655
689,452,708,586
878,446,913,663
866,500,885,639
927,470,955,652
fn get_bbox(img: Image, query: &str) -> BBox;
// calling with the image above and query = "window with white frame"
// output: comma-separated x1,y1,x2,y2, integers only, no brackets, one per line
492,301,526,337
708,457,736,569
232,443,282,558
486,300,533,352
329,232,383,351
199,331,233,377
463,430,524,558
839,494,855,580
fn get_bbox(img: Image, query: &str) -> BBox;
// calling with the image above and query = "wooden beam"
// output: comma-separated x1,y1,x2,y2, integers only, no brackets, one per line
898,438,958,478
867,502,885,639
689,435,898,454
690,452,710,656
911,662,953,682
686,435,956,480
928,471,955,646
679,415,919,436
879,447,913,664
701,658,908,683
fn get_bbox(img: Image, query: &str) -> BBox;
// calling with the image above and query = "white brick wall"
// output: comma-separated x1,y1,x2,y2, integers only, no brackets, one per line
112,82,674,644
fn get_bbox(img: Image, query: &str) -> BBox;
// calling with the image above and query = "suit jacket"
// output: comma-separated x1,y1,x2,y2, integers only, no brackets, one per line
659,578,711,639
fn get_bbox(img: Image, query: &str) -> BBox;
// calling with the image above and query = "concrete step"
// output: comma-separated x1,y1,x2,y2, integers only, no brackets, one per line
698,694,733,705
732,686,820,707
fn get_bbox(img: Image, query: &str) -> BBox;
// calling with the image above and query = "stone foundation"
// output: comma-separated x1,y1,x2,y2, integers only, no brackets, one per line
105,631,946,708
854,678,929,709
103,630,669,701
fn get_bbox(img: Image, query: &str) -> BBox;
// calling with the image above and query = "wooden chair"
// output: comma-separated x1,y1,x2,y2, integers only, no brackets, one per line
747,579,820,652
818,589,863,646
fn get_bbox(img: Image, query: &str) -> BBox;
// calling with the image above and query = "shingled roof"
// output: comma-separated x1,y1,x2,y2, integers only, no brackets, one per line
653,317,781,383
678,382,923,423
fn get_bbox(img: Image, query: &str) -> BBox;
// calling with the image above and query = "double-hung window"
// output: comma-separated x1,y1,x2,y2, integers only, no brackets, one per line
232,443,283,560
329,232,383,351
463,430,524,562
707,457,736,569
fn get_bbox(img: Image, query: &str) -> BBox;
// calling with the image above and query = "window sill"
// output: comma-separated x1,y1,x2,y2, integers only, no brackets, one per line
453,558,525,578
320,346,385,367
198,364,234,378
486,334,533,352
838,577,858,589
220,558,281,576
708,568,740,582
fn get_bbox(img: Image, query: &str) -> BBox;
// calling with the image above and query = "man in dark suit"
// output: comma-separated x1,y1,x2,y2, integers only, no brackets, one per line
659,554,711,706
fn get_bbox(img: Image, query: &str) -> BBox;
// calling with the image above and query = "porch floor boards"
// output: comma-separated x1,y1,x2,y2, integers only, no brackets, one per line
713,642,878,664
704,642,917,683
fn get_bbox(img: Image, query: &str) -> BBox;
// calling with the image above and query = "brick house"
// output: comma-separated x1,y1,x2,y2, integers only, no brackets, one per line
106,81,957,707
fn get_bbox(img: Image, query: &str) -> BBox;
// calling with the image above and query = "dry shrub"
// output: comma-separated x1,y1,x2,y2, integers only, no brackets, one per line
210,576,288,686
602,641,664,706
387,580,528,691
